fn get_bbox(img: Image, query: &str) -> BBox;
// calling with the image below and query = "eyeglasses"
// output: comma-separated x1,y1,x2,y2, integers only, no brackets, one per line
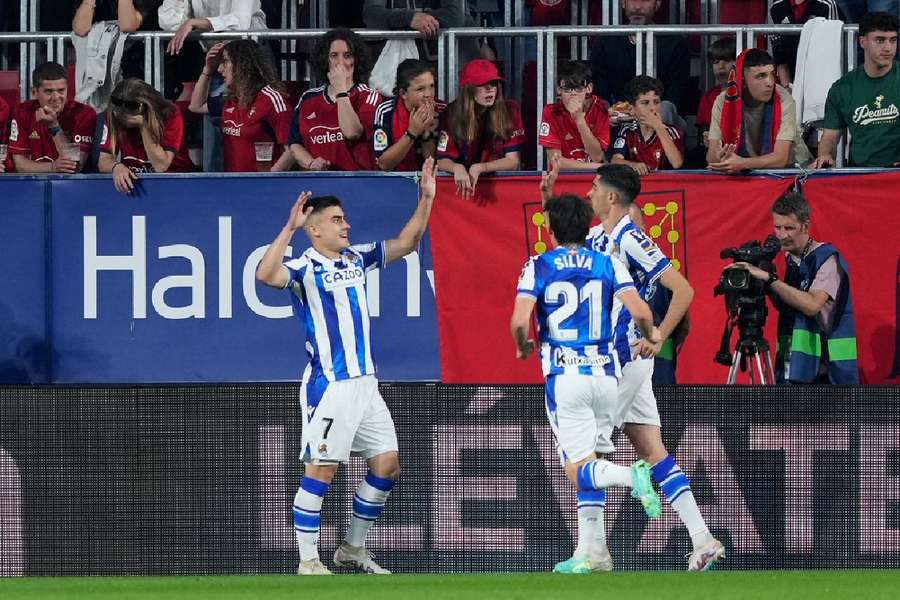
560,86,588,94
110,96,145,113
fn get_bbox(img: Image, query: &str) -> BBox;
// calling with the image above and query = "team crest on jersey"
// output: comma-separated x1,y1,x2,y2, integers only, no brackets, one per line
437,131,449,152
613,137,626,149
539,122,550,137
249,107,256,117
373,128,389,151
318,443,328,456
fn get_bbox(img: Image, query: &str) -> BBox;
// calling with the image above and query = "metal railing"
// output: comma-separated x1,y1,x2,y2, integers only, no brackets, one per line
1,21,861,167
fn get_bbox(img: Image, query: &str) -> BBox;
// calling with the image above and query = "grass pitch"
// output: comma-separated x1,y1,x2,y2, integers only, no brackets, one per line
0,570,896,600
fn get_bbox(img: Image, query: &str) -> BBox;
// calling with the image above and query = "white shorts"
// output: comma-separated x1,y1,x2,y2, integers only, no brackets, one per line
614,358,662,428
545,373,619,466
300,373,398,464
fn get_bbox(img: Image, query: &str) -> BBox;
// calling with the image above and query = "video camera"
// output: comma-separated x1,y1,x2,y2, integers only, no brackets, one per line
713,235,781,367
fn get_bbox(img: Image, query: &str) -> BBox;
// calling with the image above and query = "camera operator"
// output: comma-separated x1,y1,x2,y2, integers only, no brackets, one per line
728,192,858,384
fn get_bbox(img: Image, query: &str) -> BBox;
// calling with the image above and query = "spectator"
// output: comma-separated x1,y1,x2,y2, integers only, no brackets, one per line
436,59,524,198
590,0,691,119
159,0,268,56
696,38,736,149
289,28,383,172
363,1,488,63
538,60,610,170
0,96,10,173
160,2,271,170
813,12,900,168
610,76,684,174
8,62,97,174
72,0,154,110
98,78,195,194
727,191,858,384
770,1,844,88
189,40,293,172
372,59,446,171
707,49,809,172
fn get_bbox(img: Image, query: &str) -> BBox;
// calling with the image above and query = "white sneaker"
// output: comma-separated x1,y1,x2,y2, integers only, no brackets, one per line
333,542,391,574
297,558,333,575
687,538,725,571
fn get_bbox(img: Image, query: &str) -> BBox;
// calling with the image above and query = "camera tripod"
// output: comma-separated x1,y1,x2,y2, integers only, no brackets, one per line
725,337,776,385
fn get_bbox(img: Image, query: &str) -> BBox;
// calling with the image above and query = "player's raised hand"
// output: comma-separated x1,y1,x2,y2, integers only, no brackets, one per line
287,191,314,231
419,156,436,201
540,156,560,206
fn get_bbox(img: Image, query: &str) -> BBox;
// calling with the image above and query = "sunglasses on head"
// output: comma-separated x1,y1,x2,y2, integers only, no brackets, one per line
110,96,145,113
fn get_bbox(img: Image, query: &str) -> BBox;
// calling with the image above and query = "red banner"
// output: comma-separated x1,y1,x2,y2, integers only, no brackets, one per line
430,171,899,384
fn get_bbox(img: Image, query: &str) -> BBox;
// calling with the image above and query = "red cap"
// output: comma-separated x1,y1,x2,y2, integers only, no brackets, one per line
458,59,503,87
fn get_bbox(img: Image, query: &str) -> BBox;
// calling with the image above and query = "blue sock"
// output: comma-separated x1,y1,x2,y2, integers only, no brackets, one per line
293,476,330,561
575,489,607,557
345,472,395,548
651,455,711,548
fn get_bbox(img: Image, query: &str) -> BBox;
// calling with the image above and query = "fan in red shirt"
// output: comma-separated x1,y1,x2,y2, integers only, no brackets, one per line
0,95,9,173
372,59,446,172
289,28,383,172
190,39,293,172
610,76,684,174
436,59,524,198
539,60,610,170
98,78,195,194
695,38,736,148
8,62,96,174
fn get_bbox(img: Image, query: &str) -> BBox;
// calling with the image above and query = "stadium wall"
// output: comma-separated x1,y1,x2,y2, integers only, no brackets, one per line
0,384,897,575
1,172,899,385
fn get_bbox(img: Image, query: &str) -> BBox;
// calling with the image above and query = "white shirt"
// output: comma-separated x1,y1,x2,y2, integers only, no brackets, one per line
158,0,268,33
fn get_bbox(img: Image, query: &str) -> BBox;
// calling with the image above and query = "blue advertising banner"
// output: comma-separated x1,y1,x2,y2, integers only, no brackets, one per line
45,173,439,383
0,179,49,383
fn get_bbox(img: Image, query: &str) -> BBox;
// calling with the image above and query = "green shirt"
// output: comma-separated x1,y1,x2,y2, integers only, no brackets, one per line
823,61,900,167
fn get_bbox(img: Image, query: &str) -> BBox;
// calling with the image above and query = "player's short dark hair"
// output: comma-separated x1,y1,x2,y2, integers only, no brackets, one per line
32,62,67,88
742,49,774,74
545,194,593,245
595,164,641,206
395,59,435,96
708,38,736,62
306,195,343,216
311,28,372,85
556,61,592,89
623,75,664,104
772,191,811,224
859,12,900,37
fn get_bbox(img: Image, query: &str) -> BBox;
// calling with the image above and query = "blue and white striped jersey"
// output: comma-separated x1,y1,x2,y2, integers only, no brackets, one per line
517,245,635,377
587,215,671,366
284,242,386,382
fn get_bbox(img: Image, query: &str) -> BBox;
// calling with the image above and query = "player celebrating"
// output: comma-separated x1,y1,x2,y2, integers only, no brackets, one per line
510,193,662,574
543,162,725,571
255,158,437,575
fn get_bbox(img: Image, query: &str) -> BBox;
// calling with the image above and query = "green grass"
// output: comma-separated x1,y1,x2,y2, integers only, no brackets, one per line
0,571,898,600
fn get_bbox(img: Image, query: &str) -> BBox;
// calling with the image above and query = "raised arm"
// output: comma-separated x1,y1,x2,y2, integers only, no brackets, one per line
384,157,436,264
256,191,314,289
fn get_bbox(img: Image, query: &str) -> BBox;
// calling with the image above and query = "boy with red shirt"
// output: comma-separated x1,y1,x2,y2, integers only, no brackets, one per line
610,76,684,175
695,38,736,148
8,62,96,174
539,60,610,169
